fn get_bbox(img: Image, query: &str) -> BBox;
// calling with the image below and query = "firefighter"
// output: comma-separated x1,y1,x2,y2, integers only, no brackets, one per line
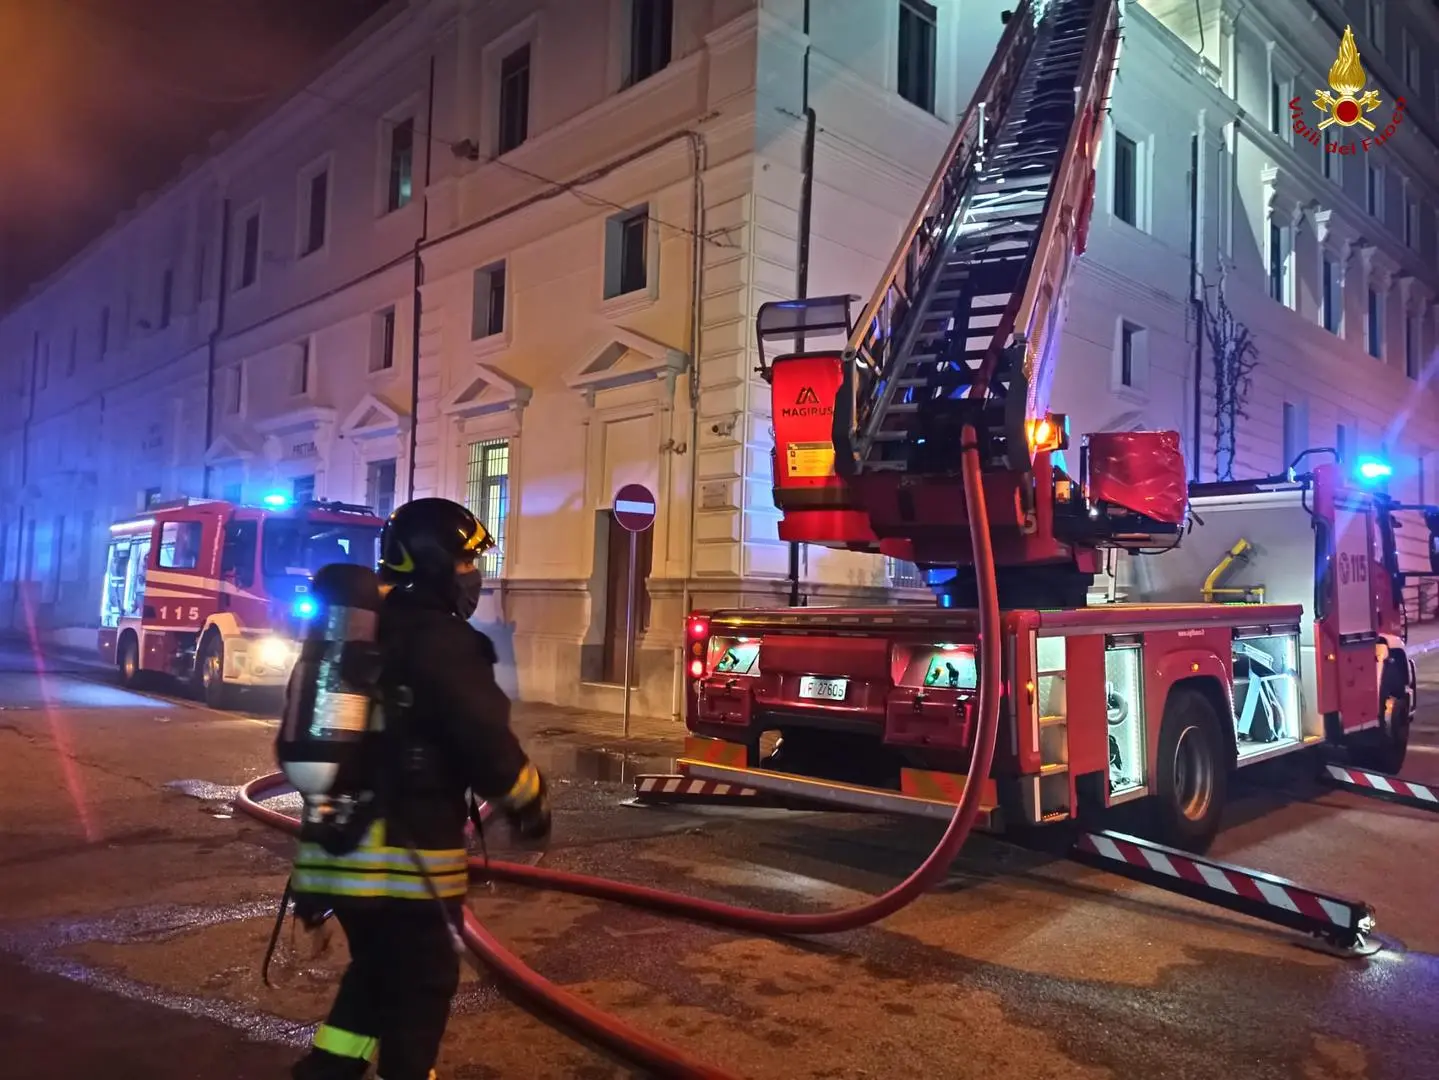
287,497,551,1080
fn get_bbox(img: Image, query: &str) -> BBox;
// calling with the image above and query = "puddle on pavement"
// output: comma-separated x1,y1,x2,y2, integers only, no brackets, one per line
529,744,675,785
0,901,316,1047
165,779,302,821
163,745,671,825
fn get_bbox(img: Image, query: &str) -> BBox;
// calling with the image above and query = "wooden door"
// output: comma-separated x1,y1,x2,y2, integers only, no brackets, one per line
601,513,653,685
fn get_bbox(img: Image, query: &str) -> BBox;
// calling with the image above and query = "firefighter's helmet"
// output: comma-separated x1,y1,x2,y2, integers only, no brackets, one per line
380,497,495,585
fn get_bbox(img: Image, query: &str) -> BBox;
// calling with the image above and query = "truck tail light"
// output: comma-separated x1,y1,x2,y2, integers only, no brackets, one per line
686,614,711,681
683,617,761,684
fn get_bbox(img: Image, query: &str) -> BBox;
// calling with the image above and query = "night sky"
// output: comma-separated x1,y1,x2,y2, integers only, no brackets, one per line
0,0,389,312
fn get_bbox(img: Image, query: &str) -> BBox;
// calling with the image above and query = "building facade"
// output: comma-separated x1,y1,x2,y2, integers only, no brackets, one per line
2,0,1437,715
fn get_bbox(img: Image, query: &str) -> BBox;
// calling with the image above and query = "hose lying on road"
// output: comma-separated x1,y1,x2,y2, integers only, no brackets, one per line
236,431,1001,1079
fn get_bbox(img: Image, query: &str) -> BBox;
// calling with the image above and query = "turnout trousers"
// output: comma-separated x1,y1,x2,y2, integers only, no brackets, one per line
291,899,462,1080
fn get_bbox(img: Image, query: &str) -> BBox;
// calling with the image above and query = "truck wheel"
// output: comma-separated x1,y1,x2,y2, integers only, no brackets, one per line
196,634,233,710
117,633,141,688
1351,661,1411,775
1149,687,1228,853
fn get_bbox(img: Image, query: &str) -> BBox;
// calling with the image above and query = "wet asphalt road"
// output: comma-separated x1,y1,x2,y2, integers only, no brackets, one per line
1,641,1438,1079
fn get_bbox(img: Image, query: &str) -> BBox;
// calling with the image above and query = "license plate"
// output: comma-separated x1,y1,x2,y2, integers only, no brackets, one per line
798,675,849,702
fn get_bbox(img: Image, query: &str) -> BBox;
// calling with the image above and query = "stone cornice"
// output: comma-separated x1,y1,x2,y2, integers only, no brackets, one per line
1367,253,1394,293
1261,165,1314,227
1217,0,1245,34
1396,275,1435,315
1312,209,1357,260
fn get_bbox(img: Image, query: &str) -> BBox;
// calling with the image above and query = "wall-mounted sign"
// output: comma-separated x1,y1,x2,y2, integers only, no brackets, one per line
699,481,730,510
289,439,318,459
141,421,163,453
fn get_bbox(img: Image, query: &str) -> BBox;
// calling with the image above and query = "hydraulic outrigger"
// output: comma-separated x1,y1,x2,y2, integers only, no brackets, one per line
632,747,1381,954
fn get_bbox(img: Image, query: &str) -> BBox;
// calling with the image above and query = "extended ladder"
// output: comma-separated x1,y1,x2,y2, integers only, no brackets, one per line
832,0,1121,477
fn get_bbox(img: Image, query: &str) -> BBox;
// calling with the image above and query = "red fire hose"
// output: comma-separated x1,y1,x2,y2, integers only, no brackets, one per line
236,432,1001,1078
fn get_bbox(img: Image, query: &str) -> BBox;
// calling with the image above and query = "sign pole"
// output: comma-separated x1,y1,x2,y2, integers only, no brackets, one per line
611,482,657,740
622,529,637,739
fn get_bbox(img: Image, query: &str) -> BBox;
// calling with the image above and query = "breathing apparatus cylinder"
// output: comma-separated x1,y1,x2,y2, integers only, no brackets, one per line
276,562,385,853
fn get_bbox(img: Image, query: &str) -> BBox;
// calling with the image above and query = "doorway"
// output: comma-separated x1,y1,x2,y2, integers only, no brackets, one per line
600,511,653,685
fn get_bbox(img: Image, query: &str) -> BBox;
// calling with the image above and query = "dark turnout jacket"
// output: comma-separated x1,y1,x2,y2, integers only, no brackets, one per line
286,584,531,902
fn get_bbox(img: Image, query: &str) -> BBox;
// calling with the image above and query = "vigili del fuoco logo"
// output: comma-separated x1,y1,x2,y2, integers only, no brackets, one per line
1290,25,1406,155
782,385,831,419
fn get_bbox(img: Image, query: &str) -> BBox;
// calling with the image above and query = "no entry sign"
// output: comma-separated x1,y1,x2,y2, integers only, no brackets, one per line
613,483,657,532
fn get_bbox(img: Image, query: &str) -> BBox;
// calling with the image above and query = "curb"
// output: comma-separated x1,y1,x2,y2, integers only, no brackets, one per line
1407,637,1439,658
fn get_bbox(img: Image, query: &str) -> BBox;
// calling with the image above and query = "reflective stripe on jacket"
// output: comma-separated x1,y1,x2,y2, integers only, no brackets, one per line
291,820,469,901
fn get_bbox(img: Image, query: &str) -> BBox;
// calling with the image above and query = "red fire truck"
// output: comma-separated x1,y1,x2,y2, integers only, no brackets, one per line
100,496,385,707
672,0,1439,852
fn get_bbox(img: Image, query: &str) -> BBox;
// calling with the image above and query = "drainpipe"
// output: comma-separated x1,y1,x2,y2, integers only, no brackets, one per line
788,0,816,608
9,331,39,631
1188,131,1204,481
675,131,707,721
406,53,437,501
203,197,233,498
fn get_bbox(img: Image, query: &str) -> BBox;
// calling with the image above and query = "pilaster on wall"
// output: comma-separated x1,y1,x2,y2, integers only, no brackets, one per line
692,180,766,581
409,282,446,500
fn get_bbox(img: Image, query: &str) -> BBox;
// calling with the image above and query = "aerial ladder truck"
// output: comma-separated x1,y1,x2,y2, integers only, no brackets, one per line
660,0,1439,860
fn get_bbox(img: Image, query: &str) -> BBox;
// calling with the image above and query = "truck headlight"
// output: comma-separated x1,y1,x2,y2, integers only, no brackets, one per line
256,636,294,669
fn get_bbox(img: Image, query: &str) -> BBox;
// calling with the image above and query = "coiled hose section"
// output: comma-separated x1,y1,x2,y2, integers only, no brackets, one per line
237,430,1001,1080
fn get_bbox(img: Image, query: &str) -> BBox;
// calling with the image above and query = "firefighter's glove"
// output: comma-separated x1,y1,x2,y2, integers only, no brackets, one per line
501,763,552,842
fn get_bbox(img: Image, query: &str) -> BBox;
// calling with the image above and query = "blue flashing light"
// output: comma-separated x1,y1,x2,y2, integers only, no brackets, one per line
1356,458,1393,483
262,492,291,509
292,596,318,620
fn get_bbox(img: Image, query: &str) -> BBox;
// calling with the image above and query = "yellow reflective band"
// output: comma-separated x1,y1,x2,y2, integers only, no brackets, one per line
503,762,540,808
294,843,467,877
313,1024,377,1061
291,867,470,899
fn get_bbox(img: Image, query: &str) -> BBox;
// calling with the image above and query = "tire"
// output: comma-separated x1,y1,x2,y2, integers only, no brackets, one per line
117,633,141,687
1149,686,1229,853
1351,659,1411,775
196,634,233,710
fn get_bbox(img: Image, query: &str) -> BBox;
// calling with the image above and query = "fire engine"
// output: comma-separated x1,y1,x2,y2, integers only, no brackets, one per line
100,496,386,707
671,0,1439,853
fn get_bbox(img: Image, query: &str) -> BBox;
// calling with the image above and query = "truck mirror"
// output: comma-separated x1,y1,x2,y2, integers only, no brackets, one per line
1425,511,1439,575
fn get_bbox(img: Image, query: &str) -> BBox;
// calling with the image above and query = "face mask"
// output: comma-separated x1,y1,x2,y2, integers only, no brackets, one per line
453,568,484,620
